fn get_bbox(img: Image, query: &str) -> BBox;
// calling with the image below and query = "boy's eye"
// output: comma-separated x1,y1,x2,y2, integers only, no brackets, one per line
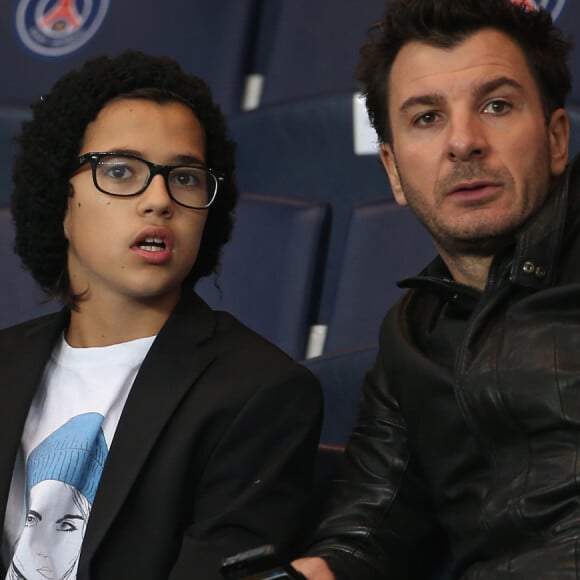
101,163,134,181
109,165,131,179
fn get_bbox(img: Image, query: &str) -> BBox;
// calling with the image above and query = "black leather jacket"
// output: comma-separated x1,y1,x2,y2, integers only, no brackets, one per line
307,156,580,579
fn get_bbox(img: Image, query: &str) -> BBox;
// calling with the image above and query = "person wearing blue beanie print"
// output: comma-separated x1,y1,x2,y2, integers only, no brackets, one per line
8,414,108,580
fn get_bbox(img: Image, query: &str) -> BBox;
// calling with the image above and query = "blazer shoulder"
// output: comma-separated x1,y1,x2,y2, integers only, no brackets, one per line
211,310,302,361
208,310,321,389
0,311,65,350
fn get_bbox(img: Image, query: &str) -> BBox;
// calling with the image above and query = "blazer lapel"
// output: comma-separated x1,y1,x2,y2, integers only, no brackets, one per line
79,292,218,565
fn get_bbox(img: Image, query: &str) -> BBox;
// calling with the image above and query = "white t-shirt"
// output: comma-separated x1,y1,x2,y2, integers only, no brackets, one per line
3,333,155,580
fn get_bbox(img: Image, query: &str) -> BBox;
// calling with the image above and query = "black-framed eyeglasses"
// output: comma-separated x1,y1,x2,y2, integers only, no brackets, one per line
73,152,223,210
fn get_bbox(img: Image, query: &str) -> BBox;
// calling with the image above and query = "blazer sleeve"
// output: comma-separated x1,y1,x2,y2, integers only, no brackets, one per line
168,365,322,580
304,351,443,579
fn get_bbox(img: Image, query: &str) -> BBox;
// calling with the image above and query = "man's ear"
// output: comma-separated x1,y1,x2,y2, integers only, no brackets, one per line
379,144,407,206
548,107,569,178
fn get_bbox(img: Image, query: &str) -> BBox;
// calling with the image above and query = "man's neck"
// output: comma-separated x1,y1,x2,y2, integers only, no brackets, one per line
440,252,493,291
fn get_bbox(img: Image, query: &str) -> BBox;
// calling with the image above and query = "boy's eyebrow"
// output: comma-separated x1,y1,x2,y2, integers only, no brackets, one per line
101,149,207,166
172,154,207,166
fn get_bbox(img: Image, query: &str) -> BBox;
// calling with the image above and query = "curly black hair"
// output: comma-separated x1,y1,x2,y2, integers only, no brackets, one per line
11,50,239,305
356,0,573,144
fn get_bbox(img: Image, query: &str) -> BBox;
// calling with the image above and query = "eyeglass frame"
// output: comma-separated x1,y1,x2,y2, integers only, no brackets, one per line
72,151,224,210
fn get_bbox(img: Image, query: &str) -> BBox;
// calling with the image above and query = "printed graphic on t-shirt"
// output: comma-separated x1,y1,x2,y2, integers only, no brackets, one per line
7,413,108,580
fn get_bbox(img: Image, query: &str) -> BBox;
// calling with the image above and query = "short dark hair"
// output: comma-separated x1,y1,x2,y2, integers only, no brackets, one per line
356,0,573,144
11,50,239,305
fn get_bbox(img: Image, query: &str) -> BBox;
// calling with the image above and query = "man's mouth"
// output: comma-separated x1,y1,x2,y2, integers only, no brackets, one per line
450,181,496,194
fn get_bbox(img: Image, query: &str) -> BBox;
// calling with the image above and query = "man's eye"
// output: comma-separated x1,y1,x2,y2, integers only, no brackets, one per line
483,100,511,115
413,111,438,127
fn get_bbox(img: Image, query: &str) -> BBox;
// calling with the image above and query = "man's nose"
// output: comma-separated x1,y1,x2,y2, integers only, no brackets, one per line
446,113,488,162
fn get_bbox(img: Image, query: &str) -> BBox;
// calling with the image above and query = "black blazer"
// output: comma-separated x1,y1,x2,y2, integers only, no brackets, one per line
0,290,323,579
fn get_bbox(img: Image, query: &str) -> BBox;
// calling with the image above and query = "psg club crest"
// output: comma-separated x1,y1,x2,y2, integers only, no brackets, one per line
16,0,110,57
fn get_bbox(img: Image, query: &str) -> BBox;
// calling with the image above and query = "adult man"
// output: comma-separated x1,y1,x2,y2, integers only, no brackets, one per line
293,0,578,578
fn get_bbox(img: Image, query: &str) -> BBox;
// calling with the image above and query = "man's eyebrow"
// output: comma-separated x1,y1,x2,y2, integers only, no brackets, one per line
398,77,525,115
473,76,524,100
400,93,446,114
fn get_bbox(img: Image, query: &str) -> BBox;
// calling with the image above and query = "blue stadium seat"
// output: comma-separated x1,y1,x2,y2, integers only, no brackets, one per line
552,2,580,105
195,193,330,360
0,106,31,208
228,92,389,323
254,0,386,106
0,208,59,329
0,1,258,114
250,0,580,114
303,344,377,446
324,199,435,353
303,344,378,530
568,102,580,160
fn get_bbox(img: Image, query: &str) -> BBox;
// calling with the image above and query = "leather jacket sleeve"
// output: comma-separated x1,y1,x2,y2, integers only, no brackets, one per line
305,348,446,578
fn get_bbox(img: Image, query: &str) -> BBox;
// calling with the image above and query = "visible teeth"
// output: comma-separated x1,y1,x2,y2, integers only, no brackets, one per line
138,236,166,252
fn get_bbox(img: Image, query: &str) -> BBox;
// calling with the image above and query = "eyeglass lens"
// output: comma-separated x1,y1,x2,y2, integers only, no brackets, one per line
95,155,215,208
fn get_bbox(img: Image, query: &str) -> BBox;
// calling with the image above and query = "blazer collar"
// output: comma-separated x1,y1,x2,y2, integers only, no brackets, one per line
78,290,217,571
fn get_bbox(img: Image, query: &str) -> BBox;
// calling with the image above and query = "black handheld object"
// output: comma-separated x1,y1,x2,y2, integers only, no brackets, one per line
220,544,306,579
